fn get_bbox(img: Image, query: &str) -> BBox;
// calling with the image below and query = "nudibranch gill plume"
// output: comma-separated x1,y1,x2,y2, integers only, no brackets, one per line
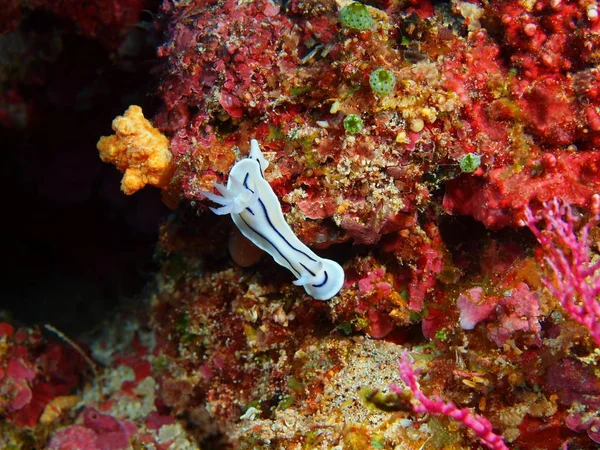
201,140,344,300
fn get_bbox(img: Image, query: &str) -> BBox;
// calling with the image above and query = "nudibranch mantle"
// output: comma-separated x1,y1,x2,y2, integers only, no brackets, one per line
201,140,344,300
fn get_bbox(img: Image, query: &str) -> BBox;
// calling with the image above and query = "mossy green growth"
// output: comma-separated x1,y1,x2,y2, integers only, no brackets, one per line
459,153,482,173
371,437,385,449
434,327,449,342
343,114,364,134
287,377,303,392
278,393,296,409
337,321,353,335
339,2,374,30
369,68,396,95
175,313,190,335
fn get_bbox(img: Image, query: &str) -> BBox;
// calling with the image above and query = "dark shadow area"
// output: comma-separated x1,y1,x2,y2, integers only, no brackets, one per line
0,7,167,336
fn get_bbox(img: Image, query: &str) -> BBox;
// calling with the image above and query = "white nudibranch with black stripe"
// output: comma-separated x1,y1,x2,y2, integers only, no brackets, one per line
201,139,344,300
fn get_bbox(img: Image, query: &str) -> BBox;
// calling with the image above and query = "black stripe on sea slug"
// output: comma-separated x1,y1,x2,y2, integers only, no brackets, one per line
238,214,301,278
241,173,256,215
255,158,265,179
312,270,328,288
257,198,318,263
299,262,317,277
243,173,252,190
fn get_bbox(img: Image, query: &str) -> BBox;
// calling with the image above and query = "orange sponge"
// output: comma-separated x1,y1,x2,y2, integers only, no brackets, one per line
97,105,173,195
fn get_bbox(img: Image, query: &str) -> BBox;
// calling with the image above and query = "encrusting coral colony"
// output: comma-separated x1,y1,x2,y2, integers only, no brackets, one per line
2,0,600,449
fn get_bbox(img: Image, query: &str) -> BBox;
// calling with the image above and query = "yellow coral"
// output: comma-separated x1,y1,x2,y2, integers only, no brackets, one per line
97,105,173,195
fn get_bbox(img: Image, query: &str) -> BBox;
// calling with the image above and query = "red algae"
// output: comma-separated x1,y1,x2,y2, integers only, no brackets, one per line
5,0,600,448
0,324,88,445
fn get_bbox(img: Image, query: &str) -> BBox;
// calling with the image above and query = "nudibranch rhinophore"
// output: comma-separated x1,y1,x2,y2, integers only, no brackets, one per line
201,140,344,300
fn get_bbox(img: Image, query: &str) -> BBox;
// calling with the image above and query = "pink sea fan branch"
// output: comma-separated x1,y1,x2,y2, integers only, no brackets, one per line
391,351,508,450
525,197,600,346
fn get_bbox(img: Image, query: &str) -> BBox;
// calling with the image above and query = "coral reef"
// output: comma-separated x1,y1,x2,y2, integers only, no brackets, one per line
4,0,600,448
139,0,600,447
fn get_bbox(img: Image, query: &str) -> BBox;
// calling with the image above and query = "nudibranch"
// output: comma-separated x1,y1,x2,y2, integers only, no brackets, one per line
201,140,344,300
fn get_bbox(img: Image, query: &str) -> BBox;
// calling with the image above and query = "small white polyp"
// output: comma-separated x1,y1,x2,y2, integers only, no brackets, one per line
201,139,344,300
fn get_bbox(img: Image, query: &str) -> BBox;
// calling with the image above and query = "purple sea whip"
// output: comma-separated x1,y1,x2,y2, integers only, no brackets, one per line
525,196,600,346
392,351,508,450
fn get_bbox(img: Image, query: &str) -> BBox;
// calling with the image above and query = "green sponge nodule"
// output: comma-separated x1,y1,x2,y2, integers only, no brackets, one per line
340,2,374,31
343,114,364,134
369,69,396,95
